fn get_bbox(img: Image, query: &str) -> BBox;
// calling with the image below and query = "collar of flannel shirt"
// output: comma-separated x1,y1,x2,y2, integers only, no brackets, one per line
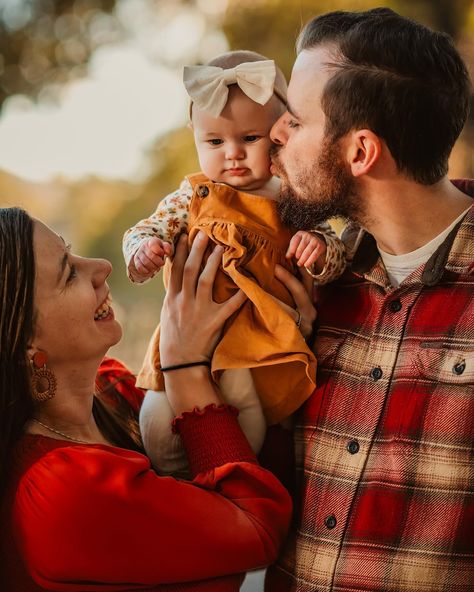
342,179,474,288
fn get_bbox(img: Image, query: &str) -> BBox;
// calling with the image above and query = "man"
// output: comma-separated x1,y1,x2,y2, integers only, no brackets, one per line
267,8,473,592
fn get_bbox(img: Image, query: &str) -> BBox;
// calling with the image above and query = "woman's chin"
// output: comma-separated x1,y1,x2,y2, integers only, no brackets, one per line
109,321,123,346
101,319,123,351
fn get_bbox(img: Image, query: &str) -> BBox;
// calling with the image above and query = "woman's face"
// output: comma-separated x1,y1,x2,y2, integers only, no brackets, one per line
31,220,122,367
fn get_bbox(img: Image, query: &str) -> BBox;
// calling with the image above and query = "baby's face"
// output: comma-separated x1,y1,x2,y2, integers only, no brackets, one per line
192,86,280,192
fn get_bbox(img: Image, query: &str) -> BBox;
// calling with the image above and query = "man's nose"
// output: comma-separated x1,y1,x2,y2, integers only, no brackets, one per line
270,114,287,146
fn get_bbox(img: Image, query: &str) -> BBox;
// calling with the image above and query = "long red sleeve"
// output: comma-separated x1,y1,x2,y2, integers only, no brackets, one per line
10,404,291,591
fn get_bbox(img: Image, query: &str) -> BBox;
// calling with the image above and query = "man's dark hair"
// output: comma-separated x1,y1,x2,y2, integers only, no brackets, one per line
297,8,471,184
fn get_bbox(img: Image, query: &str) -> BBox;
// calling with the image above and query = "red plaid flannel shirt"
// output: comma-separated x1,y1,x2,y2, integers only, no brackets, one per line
267,187,474,592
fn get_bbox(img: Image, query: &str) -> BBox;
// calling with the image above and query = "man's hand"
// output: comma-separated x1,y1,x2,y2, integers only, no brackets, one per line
133,237,173,279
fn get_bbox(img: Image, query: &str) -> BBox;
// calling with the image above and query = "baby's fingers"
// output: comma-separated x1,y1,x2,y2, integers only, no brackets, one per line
298,242,323,267
286,233,302,258
146,237,166,257
134,252,157,276
303,250,322,268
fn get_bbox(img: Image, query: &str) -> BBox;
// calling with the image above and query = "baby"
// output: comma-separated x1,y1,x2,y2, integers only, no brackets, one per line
123,51,346,475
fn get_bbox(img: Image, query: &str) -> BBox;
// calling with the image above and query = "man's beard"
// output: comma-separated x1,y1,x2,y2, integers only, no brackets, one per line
273,136,362,230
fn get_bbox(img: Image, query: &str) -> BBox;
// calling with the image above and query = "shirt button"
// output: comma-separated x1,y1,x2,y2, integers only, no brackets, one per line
325,514,337,529
389,299,402,312
370,366,383,381
347,440,360,454
197,185,209,198
452,360,466,375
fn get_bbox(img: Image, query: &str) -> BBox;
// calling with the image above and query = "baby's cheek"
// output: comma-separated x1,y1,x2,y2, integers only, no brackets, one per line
259,149,273,171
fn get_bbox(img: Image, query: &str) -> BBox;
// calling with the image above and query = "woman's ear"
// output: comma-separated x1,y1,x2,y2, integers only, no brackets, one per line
345,129,382,177
26,343,38,363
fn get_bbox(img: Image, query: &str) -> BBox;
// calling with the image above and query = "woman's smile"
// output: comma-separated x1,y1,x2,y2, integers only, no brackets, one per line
94,295,114,321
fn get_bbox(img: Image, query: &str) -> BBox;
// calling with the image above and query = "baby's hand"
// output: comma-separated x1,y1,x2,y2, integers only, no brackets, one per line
133,237,173,278
286,231,327,272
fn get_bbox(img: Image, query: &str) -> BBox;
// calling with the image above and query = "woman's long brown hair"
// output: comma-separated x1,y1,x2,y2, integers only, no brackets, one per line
0,208,143,495
0,208,35,492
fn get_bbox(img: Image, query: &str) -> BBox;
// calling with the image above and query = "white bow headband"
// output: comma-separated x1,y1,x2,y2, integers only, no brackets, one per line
183,60,277,118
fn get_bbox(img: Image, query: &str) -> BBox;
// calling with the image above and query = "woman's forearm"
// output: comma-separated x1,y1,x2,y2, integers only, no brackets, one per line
163,365,221,415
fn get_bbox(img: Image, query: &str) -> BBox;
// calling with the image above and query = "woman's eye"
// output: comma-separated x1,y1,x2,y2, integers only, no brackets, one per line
208,139,223,145
66,265,77,283
288,120,299,129
244,135,259,142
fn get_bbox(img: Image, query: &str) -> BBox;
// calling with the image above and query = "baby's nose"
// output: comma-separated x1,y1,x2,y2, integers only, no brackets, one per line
226,143,244,159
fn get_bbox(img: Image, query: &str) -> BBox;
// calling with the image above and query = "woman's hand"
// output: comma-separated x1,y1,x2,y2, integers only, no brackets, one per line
273,264,317,340
159,232,247,367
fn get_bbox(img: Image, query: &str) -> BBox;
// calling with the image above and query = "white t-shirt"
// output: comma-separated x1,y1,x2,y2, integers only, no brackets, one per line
379,207,471,287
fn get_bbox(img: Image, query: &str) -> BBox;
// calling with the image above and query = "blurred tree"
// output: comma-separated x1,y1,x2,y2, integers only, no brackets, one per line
0,0,120,107
0,0,207,109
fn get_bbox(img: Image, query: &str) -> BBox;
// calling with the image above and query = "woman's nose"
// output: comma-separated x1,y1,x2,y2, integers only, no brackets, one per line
91,258,112,286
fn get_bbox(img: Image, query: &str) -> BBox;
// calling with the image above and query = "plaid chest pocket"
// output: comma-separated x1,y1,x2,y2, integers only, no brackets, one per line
392,345,474,445
415,344,474,384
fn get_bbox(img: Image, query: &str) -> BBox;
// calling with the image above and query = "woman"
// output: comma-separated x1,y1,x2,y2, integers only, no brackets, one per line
0,207,314,591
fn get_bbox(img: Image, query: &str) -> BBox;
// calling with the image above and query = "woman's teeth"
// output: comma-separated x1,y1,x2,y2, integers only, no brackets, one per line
94,297,111,320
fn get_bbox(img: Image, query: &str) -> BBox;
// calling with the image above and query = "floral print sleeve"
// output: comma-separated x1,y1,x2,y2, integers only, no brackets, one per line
122,178,193,283
306,221,346,285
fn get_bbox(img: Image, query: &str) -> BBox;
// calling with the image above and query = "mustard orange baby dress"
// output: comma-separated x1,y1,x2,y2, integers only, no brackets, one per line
123,173,346,424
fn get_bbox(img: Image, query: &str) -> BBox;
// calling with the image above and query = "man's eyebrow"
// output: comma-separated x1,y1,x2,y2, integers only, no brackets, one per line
286,102,301,120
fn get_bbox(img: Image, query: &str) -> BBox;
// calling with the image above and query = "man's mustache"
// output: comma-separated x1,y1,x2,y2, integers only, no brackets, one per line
269,144,280,160
269,144,284,177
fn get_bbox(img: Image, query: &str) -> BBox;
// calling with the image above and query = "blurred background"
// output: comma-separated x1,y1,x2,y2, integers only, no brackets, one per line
1,2,473,590
1,0,473,375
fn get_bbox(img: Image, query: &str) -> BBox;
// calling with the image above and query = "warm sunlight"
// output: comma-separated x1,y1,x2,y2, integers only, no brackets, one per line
0,45,186,181
0,0,229,182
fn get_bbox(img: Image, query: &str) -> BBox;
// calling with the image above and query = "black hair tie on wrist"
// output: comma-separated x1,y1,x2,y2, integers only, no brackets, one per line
160,361,211,373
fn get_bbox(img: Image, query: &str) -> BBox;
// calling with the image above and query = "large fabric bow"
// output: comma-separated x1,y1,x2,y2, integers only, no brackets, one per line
183,60,276,118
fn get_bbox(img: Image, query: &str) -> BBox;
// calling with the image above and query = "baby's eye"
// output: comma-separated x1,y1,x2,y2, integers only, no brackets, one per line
208,139,223,146
288,120,299,129
244,135,260,143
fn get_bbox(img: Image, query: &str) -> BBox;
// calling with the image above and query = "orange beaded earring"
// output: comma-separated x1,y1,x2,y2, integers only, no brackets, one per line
30,351,57,402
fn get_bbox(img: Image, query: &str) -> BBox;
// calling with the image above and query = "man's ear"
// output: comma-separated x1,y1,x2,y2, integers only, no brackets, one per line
345,129,382,177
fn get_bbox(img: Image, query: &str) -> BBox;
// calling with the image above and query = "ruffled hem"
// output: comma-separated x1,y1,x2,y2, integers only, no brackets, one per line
172,403,239,434
172,403,255,476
